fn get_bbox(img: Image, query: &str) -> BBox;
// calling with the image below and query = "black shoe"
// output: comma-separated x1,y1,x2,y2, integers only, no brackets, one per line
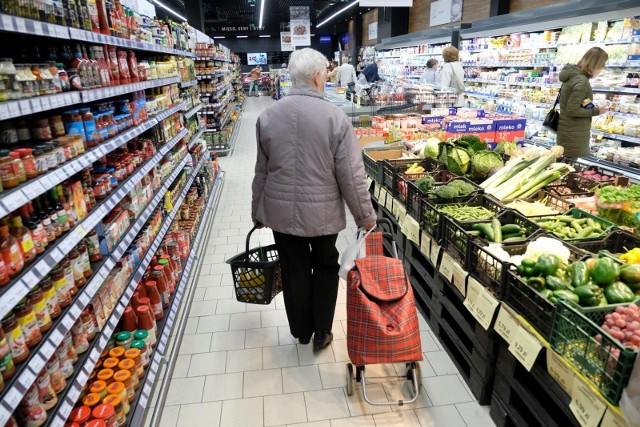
313,331,333,351
298,335,312,345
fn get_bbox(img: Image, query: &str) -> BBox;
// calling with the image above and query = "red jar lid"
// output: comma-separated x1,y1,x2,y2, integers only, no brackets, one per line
69,406,92,423
64,423,80,427
86,420,106,427
92,403,115,420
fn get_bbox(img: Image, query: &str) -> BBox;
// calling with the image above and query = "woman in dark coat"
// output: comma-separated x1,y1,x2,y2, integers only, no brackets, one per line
556,47,609,158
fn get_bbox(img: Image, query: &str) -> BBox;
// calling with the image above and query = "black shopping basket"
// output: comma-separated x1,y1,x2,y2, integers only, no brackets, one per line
226,226,282,304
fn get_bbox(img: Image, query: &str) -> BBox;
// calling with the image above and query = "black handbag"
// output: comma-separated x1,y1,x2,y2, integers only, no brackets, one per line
543,90,561,133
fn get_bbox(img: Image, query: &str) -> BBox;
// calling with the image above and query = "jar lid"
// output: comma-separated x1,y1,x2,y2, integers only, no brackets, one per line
82,392,102,407
92,403,116,420
108,347,126,359
124,348,141,358
106,381,125,394
69,406,92,423
134,330,148,340
86,421,106,427
90,380,107,393
102,357,120,370
131,340,146,350
158,259,168,266
97,369,114,381
118,358,135,370
113,370,131,383
103,394,121,407
116,331,132,342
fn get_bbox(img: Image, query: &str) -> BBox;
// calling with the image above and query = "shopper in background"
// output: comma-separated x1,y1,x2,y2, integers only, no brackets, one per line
439,46,466,107
252,48,377,351
356,55,365,73
557,47,609,158
337,57,357,87
420,58,439,84
361,59,384,83
327,60,339,85
248,65,262,97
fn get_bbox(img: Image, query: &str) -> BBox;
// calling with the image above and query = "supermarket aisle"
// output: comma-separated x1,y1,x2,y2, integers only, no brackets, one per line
159,96,495,427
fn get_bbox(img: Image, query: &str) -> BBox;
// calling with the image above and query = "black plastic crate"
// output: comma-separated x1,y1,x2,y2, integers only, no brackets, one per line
504,270,556,340
362,147,407,184
385,158,442,203
572,229,640,259
404,170,458,219
468,241,528,299
506,189,575,218
423,177,484,204
532,208,617,242
567,172,615,192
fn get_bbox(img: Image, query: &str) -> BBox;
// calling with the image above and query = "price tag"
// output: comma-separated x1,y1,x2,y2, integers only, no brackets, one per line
4,387,22,409
569,379,607,427
41,340,55,359
18,100,31,115
2,191,26,214
396,204,407,229
384,192,393,212
468,278,499,329
420,231,431,258
509,325,543,371
439,252,454,283
403,215,420,245
15,17,26,33
0,103,9,120
495,305,519,345
19,367,37,389
452,262,468,297
430,241,441,266
546,350,575,396
600,407,628,427
40,96,50,110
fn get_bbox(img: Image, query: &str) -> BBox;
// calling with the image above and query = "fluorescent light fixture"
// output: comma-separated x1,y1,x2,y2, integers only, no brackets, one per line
151,0,186,21
213,36,225,39
259,35,271,38
317,0,359,28
259,0,266,29
237,35,248,38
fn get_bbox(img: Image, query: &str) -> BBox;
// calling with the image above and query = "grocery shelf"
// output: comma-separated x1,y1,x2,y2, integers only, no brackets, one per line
184,103,203,119
0,151,190,426
197,72,230,80
462,38,640,53
0,101,185,220
0,124,187,322
0,14,195,57
578,157,640,182
0,76,181,121
591,129,640,144
197,56,231,62
180,79,198,88
592,86,640,95
188,127,206,150
466,78,561,89
129,170,223,426
463,63,554,68
466,92,554,109
44,153,191,427
608,111,640,119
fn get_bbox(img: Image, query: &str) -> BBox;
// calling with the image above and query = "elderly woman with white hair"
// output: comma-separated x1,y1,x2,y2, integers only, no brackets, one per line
251,48,377,351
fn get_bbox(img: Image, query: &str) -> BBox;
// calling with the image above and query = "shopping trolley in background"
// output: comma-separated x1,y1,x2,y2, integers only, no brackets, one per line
345,219,423,406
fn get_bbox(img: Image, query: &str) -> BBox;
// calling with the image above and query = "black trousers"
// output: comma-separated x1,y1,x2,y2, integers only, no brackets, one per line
272,231,340,339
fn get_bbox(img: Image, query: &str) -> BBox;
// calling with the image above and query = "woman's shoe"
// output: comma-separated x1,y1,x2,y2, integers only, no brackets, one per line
298,336,312,345
313,331,333,351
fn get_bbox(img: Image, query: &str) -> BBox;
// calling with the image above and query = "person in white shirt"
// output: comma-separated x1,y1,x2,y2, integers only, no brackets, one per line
439,46,466,107
420,58,439,85
337,60,357,86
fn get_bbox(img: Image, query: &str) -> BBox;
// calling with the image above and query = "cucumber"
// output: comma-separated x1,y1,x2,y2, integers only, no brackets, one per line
501,224,521,234
473,223,494,241
492,218,503,243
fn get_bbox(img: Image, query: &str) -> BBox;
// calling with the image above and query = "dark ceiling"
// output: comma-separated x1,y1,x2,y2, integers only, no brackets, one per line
166,0,359,36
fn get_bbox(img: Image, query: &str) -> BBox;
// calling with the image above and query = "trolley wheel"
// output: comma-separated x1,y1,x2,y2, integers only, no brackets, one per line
406,362,422,391
346,363,355,396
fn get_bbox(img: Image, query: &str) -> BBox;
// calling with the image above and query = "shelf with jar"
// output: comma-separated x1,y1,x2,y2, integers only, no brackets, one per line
376,43,449,82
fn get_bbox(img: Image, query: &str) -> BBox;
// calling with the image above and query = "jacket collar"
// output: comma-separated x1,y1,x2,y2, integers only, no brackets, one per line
287,84,325,100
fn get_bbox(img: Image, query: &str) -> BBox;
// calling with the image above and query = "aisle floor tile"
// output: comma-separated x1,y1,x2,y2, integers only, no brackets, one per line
165,376,205,405
263,345,299,369
197,314,231,333
226,348,263,372
178,333,212,355
373,410,422,427
243,368,283,397
188,351,228,377
282,365,323,393
455,402,494,427
304,388,351,421
330,415,376,427
230,311,261,330
202,373,244,402
245,327,279,348
216,298,248,315
210,330,246,351
189,300,219,317
178,402,222,427
413,405,466,427
220,397,264,427
260,309,290,327
263,392,308,426
426,350,459,376
159,406,180,427
422,375,473,406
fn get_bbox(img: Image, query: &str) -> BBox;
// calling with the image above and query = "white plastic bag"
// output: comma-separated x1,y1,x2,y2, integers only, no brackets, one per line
339,229,372,280
621,355,640,427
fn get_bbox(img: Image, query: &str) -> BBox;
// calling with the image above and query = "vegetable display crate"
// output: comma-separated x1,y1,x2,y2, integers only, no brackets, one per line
421,194,504,244
440,209,535,270
545,180,594,199
572,229,640,260
518,189,576,217
362,147,407,184
404,240,442,329
533,208,617,242
403,170,458,219
435,280,498,405
376,209,404,259
549,299,638,405
567,172,615,193
384,157,442,203
491,342,580,427
489,392,525,427
422,177,484,204
468,241,528,299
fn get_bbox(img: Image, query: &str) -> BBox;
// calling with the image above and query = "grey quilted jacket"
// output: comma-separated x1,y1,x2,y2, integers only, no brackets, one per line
251,84,376,237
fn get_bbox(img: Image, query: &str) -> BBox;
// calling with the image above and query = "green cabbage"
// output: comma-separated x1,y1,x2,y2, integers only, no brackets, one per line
422,138,440,159
446,147,470,175
471,151,504,180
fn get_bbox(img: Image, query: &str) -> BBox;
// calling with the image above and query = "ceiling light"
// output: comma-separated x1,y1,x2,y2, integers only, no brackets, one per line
237,35,248,38
213,36,225,39
259,35,271,37
317,0,359,28
259,0,266,29
151,0,186,21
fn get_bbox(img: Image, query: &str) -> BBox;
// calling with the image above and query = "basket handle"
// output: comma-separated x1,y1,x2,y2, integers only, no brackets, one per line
245,225,261,255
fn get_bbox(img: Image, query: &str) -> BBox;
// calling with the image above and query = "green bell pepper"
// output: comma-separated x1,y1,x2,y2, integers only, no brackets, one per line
568,261,589,288
619,263,640,285
573,284,604,307
590,258,620,287
545,275,573,292
604,282,636,304
536,254,560,277
526,277,546,292
540,289,552,299
549,289,580,305
519,259,539,277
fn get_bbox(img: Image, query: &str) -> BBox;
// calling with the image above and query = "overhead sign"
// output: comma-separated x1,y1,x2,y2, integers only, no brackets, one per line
290,6,310,47
281,32,293,51
430,0,463,27
360,0,413,6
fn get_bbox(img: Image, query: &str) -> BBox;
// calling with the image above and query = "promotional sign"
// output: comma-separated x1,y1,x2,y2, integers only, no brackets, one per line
247,53,267,65
430,0,463,27
280,32,293,51
360,0,413,6
368,22,378,41
290,6,310,46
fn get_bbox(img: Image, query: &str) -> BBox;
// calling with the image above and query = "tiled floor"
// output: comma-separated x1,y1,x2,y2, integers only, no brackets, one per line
159,96,496,427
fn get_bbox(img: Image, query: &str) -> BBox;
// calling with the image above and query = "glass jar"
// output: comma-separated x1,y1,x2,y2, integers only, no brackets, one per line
18,148,37,180
115,331,133,350
2,313,29,363
0,149,21,188
14,300,42,348
27,287,52,333
0,325,15,380
9,151,26,183
30,118,52,141
41,276,61,320
51,266,71,308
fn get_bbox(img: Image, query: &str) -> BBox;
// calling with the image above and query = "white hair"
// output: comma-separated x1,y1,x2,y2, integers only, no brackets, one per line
288,48,326,85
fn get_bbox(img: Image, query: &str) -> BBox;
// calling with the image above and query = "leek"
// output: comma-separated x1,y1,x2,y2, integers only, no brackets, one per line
481,156,538,191
489,153,556,200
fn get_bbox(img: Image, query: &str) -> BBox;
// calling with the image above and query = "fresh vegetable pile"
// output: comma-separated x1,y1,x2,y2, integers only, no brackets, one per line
438,205,496,221
576,169,615,183
471,219,530,243
598,304,640,351
405,162,426,175
432,179,477,200
506,199,562,216
533,213,610,240
595,185,640,228
415,175,436,192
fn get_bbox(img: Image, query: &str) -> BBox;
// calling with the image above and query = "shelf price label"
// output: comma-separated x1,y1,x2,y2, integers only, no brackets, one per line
429,241,441,266
546,350,575,396
439,252,454,283
600,407,628,427
420,231,431,258
384,191,393,212
464,277,499,330
569,379,607,427
378,187,387,206
494,305,519,344
451,262,468,298
402,215,420,245
396,204,407,229
509,325,543,371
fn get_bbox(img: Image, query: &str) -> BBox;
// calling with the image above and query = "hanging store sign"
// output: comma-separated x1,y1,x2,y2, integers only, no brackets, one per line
368,22,378,40
430,0,463,27
281,32,294,51
360,0,413,6
290,6,311,47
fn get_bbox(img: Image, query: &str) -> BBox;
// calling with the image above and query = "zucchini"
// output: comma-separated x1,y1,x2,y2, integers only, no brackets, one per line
501,224,521,235
473,223,494,241
492,218,503,243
